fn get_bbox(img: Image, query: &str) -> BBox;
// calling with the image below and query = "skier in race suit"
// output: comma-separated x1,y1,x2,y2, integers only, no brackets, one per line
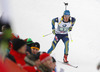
47,10,76,63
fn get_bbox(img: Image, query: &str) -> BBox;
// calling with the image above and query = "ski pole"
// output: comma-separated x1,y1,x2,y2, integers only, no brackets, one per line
64,2,68,10
43,33,52,37
69,32,73,42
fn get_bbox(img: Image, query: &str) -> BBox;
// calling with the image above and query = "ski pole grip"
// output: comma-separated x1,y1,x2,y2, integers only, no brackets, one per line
64,2,68,6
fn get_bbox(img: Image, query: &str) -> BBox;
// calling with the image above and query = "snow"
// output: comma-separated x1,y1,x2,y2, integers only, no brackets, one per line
0,0,100,72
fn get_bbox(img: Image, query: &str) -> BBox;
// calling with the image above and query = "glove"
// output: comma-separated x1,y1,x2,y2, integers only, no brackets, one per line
52,29,55,35
69,27,72,31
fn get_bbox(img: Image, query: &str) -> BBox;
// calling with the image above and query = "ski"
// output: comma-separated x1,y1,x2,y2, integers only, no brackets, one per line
57,61,78,68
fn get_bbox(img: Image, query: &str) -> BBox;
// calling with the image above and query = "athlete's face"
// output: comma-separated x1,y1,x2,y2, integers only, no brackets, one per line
64,15,70,22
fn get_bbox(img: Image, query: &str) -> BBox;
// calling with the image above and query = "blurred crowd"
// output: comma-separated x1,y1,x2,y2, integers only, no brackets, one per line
0,17,56,72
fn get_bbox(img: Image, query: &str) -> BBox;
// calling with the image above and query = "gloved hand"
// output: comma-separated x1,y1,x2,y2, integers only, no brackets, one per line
52,29,55,35
69,27,72,31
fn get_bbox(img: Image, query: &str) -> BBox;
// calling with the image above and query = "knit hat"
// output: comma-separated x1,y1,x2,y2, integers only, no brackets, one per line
31,42,40,50
27,38,34,45
12,39,26,51
64,10,70,15
39,53,51,63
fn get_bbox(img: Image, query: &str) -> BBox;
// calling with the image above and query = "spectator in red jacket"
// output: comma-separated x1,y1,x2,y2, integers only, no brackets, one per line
8,38,39,72
38,53,53,72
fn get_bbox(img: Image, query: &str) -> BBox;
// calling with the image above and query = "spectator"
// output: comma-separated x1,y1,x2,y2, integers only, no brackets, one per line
1,24,19,54
26,38,34,47
26,38,34,55
1,24,19,41
7,38,39,72
31,42,40,55
25,52,41,67
39,53,53,72
0,24,12,60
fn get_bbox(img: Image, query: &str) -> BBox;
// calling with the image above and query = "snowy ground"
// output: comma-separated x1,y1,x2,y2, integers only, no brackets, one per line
0,0,100,72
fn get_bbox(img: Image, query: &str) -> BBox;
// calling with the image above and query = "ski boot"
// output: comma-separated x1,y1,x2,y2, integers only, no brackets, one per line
63,54,68,63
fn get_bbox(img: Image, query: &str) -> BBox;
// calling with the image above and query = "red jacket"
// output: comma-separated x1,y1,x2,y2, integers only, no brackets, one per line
9,48,39,72
10,48,26,65
0,57,8,72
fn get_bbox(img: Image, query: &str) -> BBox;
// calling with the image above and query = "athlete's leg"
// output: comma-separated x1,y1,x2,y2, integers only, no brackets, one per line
47,35,60,54
62,35,69,63
62,35,69,55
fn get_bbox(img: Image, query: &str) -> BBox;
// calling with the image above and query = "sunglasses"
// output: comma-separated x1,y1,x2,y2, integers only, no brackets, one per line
64,15,70,17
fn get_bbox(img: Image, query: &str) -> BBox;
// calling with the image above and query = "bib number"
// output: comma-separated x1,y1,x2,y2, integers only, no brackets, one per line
58,26,68,32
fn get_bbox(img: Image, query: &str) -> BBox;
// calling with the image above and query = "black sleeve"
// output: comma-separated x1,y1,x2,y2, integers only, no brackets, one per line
6,54,16,63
